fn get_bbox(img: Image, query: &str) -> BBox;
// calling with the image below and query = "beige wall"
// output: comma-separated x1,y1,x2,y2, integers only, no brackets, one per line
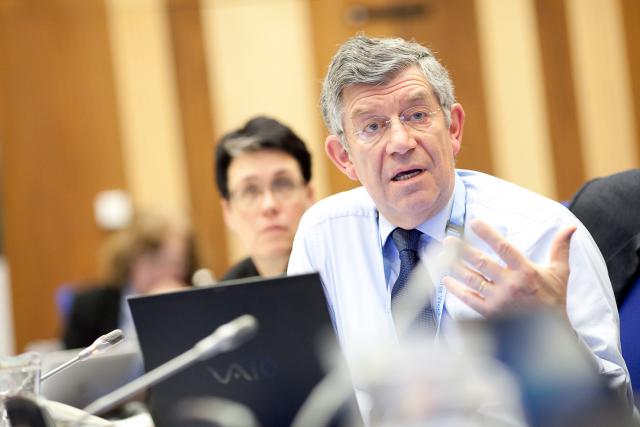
476,0,556,198
565,0,638,177
200,0,330,263
106,0,190,215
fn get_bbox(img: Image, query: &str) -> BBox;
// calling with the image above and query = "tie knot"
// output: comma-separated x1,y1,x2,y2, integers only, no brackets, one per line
391,228,422,253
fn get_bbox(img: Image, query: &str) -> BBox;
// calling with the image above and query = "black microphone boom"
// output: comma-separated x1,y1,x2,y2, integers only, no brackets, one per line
40,329,125,382
83,314,259,416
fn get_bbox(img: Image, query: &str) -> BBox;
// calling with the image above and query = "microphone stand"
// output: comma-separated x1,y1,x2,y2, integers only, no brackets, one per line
83,314,258,416
40,356,80,382
41,329,125,382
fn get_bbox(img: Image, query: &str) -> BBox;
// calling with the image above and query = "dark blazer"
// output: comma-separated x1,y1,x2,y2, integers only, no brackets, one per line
62,285,121,349
221,257,260,281
569,169,640,305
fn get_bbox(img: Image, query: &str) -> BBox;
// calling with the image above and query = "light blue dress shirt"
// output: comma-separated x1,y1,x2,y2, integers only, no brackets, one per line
288,169,633,409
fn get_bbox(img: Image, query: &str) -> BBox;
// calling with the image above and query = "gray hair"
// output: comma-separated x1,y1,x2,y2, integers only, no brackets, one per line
320,35,455,143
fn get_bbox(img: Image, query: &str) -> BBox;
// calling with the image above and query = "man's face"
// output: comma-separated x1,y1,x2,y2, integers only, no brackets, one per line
222,150,314,261
325,66,464,229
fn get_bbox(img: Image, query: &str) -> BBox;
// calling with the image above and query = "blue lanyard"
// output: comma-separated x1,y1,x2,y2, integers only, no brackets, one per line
434,172,467,334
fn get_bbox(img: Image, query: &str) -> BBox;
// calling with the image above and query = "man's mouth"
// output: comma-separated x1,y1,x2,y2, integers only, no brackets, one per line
392,169,423,181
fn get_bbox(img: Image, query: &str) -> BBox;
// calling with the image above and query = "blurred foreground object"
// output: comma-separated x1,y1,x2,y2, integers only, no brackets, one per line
0,352,41,427
458,309,635,427
298,307,635,427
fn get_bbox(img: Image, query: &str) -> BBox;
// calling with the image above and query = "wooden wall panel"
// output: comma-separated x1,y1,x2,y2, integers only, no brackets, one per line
621,0,640,165
0,0,126,350
167,0,228,278
308,0,493,195
565,0,638,178
199,0,327,266
534,0,585,200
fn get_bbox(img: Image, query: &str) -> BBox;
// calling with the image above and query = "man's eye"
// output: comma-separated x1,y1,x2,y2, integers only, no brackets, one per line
408,110,427,121
363,120,383,134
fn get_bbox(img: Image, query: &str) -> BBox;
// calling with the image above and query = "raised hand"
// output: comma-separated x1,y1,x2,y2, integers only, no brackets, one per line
442,219,576,320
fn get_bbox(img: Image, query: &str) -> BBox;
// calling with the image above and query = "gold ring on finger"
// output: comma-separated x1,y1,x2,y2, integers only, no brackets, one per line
478,279,489,293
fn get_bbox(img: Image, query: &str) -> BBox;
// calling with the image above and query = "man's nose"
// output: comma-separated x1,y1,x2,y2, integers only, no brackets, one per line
385,119,415,154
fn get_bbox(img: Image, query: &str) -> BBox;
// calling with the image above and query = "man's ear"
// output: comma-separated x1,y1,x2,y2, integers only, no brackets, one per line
325,135,358,181
448,103,465,156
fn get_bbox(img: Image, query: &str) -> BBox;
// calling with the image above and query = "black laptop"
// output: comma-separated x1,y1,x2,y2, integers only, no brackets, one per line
128,273,353,427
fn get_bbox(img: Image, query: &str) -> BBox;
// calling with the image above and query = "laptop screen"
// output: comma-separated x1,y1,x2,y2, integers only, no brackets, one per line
129,273,342,427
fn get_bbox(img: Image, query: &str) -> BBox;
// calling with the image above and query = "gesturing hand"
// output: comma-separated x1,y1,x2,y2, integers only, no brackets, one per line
442,219,576,319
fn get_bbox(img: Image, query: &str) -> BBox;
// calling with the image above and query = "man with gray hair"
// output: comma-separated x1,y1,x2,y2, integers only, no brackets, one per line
288,35,633,422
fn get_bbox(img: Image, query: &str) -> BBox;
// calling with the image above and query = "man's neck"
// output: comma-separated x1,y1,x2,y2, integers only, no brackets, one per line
379,187,457,244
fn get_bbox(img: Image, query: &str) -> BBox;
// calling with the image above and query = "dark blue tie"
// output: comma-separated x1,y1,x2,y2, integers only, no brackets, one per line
391,228,436,335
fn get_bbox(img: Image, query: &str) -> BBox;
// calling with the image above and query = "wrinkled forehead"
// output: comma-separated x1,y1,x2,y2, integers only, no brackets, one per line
342,68,437,118
348,88,437,119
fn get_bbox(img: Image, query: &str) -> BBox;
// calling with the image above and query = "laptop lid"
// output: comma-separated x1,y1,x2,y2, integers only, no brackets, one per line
128,273,341,427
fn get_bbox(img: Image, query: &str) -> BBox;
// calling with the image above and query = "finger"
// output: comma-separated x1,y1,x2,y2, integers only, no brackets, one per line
470,219,527,269
446,236,507,283
549,226,576,277
449,261,495,296
443,276,488,314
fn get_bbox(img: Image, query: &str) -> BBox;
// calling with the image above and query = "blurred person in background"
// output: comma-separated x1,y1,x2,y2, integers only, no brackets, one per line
215,116,315,280
62,211,198,349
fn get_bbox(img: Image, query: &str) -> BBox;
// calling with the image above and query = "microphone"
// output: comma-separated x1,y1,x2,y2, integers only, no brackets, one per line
41,329,125,382
192,268,216,287
83,314,258,416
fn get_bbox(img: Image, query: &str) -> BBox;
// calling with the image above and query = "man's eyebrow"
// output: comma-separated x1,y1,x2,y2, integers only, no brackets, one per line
349,106,380,120
349,90,436,120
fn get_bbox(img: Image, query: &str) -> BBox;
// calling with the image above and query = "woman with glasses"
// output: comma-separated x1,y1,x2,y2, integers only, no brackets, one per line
215,116,315,280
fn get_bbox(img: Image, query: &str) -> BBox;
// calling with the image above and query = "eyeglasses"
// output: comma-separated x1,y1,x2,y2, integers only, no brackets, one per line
350,106,440,145
229,176,305,210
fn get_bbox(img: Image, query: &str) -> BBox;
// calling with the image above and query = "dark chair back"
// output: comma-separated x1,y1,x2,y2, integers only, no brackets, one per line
619,275,640,394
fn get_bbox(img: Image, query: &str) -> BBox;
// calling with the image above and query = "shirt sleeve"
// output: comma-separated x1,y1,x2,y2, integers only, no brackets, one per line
566,224,634,408
287,214,317,276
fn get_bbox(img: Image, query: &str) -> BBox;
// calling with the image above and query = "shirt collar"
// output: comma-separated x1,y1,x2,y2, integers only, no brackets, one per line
379,180,457,247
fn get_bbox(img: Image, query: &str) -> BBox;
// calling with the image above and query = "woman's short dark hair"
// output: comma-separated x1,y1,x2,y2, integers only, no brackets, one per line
214,116,312,199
